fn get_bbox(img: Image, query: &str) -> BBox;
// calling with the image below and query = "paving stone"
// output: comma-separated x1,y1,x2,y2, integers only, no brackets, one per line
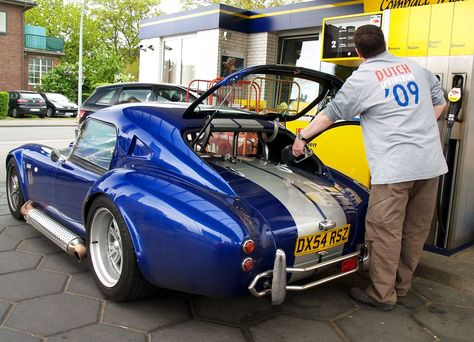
67,272,105,299
19,236,63,255
4,293,100,336
414,304,474,341
0,216,26,229
412,278,474,308
48,324,147,342
250,314,343,342
152,320,246,342
103,296,190,332
0,251,41,275
0,300,10,321
0,205,10,216
0,269,67,301
281,284,356,320
39,252,89,274
0,226,42,252
396,290,428,312
337,306,435,341
0,328,40,342
191,295,276,325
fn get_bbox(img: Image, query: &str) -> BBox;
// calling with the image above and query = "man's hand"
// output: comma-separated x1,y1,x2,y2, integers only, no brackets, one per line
292,138,306,157
290,111,334,157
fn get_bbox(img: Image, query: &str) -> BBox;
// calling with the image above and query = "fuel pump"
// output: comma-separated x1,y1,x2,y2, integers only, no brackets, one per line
436,75,464,247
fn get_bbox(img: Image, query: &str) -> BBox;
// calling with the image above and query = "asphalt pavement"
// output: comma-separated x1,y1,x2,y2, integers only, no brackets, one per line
1,118,474,341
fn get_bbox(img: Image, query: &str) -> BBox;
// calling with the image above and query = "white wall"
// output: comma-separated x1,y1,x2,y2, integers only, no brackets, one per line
139,37,162,83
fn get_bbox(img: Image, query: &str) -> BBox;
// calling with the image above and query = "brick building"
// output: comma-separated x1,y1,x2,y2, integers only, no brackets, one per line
0,0,35,92
0,0,64,92
138,0,364,86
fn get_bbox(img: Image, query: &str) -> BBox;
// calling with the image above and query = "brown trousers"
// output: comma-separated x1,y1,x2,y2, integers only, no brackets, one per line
365,177,439,304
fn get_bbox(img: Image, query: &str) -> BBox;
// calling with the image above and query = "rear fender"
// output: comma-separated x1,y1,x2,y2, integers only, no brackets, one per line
85,168,276,296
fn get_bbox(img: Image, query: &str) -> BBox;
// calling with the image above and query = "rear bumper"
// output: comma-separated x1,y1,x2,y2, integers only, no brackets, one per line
17,106,47,115
248,244,368,305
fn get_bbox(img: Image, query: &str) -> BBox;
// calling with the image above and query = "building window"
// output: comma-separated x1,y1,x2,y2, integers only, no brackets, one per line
0,12,6,34
162,35,197,86
28,58,53,85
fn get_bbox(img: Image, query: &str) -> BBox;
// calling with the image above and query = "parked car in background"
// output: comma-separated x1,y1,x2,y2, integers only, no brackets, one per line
40,92,78,118
79,82,198,123
8,91,47,118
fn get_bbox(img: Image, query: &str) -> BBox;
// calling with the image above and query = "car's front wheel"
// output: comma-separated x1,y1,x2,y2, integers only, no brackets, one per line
87,196,155,301
46,107,54,117
6,159,25,220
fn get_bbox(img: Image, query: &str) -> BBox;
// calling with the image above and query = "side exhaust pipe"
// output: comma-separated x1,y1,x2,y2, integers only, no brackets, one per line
21,201,87,261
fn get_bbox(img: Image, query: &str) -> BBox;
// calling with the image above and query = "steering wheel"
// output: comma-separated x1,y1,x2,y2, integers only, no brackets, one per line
281,145,313,165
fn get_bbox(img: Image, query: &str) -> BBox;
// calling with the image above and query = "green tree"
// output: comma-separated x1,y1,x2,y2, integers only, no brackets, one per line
91,0,161,64
39,62,79,102
182,0,299,10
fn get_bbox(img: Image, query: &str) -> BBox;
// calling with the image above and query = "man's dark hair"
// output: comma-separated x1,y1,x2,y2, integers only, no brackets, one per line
354,25,386,59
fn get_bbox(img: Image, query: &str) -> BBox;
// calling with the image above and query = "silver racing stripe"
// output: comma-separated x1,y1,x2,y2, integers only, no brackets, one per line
213,158,347,282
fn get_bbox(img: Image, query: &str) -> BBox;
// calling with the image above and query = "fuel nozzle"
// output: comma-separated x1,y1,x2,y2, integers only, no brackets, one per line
446,75,464,128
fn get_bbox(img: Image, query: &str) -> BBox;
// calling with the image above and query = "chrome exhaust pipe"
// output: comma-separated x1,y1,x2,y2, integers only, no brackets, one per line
21,201,87,261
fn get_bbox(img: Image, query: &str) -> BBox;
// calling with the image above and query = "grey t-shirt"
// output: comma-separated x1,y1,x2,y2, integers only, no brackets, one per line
324,51,448,184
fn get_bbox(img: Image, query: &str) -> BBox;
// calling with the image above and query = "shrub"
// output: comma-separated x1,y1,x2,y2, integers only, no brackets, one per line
0,92,8,118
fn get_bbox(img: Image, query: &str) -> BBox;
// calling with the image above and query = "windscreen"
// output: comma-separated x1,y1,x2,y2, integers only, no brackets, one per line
46,93,70,102
193,72,328,119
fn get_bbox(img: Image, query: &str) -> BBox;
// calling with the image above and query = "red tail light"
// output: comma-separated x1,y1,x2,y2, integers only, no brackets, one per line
241,258,254,272
79,109,86,118
340,256,359,273
242,239,255,254
17,99,27,103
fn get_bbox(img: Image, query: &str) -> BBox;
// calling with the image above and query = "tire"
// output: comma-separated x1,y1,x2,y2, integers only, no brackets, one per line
87,196,156,301
6,159,25,220
46,107,54,118
39,114,45,119
12,107,18,118
72,114,78,118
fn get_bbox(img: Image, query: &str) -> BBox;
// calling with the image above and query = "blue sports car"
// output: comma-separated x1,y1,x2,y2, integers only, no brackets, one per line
6,65,369,304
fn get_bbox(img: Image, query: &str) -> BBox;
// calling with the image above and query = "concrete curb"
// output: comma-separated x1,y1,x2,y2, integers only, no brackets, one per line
0,119,78,128
415,263,474,294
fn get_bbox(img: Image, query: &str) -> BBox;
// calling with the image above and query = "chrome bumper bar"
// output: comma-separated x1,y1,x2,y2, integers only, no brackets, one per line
248,244,368,305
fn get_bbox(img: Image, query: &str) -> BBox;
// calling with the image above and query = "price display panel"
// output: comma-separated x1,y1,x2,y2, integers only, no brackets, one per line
322,13,383,60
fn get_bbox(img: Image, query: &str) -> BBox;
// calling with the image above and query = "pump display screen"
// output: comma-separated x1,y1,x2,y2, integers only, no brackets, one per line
322,14,383,59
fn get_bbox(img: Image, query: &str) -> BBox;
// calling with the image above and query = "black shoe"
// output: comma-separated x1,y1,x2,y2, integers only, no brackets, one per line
349,287,396,312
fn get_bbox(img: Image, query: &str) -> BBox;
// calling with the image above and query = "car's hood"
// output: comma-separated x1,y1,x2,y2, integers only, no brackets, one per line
53,101,78,108
183,64,343,122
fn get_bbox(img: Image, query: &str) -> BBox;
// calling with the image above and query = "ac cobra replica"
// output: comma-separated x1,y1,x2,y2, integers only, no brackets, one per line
6,65,369,304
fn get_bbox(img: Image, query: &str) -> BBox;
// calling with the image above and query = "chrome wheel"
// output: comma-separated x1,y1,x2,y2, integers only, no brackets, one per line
7,165,20,212
89,208,123,287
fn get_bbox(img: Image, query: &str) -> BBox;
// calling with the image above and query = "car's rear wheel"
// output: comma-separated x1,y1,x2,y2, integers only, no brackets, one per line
87,196,155,301
11,108,18,118
46,107,54,117
6,159,25,220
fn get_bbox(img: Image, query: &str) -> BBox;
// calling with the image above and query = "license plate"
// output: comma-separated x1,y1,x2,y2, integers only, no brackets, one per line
294,224,351,256
30,108,40,112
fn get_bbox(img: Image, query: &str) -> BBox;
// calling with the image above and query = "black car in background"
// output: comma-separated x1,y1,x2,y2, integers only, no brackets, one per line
79,82,197,123
40,92,78,118
8,91,47,118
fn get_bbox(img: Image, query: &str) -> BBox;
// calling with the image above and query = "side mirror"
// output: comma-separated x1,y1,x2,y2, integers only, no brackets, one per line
50,149,61,162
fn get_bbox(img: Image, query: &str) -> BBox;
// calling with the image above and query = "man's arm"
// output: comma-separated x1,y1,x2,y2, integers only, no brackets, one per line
292,111,334,157
434,103,446,120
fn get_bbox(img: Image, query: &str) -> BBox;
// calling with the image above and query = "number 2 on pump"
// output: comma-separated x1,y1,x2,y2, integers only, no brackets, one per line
384,81,419,107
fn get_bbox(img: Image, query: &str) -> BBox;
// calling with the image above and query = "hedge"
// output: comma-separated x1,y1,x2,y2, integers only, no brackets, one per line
0,92,8,118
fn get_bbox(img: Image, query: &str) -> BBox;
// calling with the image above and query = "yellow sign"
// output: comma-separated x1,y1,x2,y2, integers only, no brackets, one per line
406,5,431,56
364,0,471,12
428,3,454,56
387,7,410,56
450,1,474,55
294,225,351,256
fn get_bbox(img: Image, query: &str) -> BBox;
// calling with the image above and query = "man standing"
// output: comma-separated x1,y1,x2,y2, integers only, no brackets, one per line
292,25,447,311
